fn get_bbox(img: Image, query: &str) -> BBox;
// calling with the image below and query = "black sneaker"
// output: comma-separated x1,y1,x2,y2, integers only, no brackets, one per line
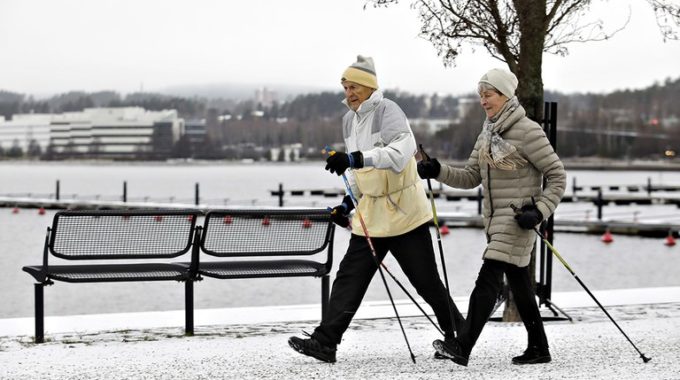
434,351,448,360
433,339,469,367
434,332,457,360
288,336,337,363
512,346,551,365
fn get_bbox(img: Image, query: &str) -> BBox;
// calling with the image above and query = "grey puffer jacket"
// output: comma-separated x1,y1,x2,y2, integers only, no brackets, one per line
436,105,566,267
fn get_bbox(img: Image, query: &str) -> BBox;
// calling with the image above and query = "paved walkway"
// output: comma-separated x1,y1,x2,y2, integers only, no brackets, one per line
2,288,679,379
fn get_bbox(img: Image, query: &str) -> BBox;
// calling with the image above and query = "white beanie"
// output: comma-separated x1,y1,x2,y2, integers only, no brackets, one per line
478,68,518,98
341,55,378,89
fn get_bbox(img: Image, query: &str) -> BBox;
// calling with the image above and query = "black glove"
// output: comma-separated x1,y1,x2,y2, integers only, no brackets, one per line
417,158,441,179
330,195,354,228
325,151,364,176
514,205,543,230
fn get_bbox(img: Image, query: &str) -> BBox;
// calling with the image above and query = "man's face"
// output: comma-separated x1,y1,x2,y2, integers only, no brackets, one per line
342,81,374,111
479,89,508,118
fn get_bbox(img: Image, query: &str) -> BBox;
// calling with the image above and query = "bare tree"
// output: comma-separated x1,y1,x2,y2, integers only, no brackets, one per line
369,0,680,120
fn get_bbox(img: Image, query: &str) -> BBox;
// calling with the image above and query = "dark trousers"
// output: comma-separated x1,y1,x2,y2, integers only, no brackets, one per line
312,223,464,346
458,259,548,353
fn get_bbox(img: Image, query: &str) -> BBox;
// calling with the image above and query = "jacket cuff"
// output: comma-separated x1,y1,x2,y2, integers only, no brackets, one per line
361,150,376,167
436,164,450,183
536,201,551,221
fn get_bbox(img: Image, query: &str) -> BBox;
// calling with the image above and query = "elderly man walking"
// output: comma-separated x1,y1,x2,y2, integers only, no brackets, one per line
288,55,464,363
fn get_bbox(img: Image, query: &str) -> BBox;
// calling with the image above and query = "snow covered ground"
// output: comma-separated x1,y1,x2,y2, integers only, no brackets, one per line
2,288,679,379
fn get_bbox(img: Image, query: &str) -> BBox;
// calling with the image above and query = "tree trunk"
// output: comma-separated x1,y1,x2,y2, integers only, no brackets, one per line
501,0,547,322
513,0,547,121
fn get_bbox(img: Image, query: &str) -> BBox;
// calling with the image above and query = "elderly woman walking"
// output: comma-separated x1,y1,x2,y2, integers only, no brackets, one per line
418,68,566,366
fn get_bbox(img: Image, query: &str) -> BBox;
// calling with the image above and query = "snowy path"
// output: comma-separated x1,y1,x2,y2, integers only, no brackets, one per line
2,302,678,379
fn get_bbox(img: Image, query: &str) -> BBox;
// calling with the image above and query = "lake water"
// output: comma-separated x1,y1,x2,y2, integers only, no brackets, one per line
1,161,680,319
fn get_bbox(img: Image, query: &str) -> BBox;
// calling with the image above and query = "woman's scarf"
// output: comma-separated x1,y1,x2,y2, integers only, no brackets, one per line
478,96,528,170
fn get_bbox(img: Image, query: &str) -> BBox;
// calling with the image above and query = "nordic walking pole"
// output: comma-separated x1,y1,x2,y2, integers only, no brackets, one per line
512,205,652,363
323,146,417,363
418,144,457,336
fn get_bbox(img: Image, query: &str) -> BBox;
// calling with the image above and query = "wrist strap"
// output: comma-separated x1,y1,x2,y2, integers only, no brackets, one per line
347,152,354,168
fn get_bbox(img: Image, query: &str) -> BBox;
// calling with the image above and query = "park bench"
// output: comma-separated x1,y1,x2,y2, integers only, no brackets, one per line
22,209,200,343
188,208,335,321
22,208,335,343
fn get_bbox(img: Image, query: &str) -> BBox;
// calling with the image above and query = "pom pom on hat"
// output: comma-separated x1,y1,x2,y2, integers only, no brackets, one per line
479,68,518,98
342,55,378,89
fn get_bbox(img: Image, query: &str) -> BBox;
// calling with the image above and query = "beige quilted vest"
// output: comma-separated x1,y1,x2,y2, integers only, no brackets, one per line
351,157,432,237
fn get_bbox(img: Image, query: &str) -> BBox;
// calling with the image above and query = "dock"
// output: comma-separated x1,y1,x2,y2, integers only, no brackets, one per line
3,195,678,237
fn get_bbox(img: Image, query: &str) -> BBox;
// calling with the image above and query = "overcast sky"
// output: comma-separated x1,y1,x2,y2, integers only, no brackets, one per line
1,0,679,98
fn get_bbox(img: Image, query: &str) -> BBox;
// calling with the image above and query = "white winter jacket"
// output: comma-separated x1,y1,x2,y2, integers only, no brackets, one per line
341,90,432,237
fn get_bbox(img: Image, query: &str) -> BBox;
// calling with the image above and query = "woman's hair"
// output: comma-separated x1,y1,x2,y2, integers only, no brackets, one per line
477,82,502,95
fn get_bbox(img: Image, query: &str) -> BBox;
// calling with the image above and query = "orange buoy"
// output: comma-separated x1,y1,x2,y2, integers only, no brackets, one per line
154,215,163,222
439,224,450,236
664,231,676,247
223,215,233,224
262,216,271,226
38,207,46,215
302,218,312,228
601,229,614,244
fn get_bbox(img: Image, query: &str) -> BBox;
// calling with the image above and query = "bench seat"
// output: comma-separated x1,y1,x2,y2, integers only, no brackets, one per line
23,263,190,283
194,260,327,279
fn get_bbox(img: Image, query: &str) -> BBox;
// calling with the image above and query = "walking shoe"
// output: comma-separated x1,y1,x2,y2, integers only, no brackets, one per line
288,335,337,363
434,332,458,360
434,351,448,360
433,338,469,367
512,346,551,365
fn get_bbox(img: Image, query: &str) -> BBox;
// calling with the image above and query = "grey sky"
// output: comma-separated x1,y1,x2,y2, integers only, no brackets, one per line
1,0,679,97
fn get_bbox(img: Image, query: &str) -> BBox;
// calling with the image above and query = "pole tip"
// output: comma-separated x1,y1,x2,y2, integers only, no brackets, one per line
641,354,652,363
410,354,417,364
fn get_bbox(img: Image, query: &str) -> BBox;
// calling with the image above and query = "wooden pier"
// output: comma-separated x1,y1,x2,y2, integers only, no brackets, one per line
3,196,678,238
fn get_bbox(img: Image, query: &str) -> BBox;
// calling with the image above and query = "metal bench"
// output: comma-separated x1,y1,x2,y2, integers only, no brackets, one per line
191,209,335,319
22,209,200,343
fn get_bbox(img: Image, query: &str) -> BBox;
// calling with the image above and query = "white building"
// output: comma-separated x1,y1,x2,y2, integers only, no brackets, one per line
0,107,184,158
0,114,52,154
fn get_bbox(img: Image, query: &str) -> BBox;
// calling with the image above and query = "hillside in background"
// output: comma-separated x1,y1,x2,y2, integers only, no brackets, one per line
1,76,678,160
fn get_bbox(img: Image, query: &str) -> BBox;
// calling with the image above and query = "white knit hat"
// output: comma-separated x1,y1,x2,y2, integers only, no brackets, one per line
478,68,518,98
341,55,378,89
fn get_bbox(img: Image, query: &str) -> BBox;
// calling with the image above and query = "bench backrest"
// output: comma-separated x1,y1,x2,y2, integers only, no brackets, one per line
201,209,334,257
49,210,199,260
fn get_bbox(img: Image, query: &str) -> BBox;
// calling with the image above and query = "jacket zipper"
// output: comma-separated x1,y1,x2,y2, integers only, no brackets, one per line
485,161,493,242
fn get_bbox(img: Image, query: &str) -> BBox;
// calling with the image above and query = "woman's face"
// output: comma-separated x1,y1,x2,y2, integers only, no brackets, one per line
479,89,508,118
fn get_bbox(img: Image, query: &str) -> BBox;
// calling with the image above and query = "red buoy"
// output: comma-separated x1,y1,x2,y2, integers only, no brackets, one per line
664,231,676,247
262,217,271,226
38,207,46,215
187,215,194,222
154,215,163,222
439,224,450,236
302,218,312,228
601,229,614,244
12,207,19,214
223,215,233,224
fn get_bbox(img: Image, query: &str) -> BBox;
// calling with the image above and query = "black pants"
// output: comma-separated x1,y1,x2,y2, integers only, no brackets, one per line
312,223,464,346
458,259,548,353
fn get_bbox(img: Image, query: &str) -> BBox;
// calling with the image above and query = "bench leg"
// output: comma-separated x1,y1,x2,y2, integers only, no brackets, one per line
321,275,329,320
35,283,45,344
185,281,194,336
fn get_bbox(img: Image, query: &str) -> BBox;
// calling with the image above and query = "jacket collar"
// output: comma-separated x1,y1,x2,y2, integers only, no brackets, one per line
342,90,383,115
